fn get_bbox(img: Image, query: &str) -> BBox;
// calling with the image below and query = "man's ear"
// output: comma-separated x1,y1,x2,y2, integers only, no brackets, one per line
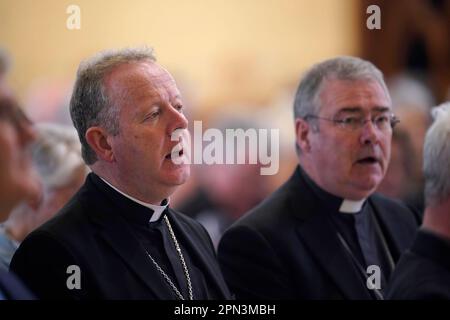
85,127,115,162
295,118,312,153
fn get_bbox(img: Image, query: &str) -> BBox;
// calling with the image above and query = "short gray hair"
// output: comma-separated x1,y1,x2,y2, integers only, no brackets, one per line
423,101,450,206
69,47,156,164
293,56,390,119
32,123,87,189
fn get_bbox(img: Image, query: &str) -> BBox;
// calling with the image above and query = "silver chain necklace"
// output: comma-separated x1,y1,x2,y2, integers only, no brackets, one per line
144,215,194,300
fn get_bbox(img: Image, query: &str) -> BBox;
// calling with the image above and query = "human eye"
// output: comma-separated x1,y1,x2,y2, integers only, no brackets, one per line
337,115,360,127
144,107,161,121
375,114,389,123
374,114,390,127
174,103,184,113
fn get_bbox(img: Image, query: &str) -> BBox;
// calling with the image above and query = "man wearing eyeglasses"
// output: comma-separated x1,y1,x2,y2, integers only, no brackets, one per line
218,56,421,300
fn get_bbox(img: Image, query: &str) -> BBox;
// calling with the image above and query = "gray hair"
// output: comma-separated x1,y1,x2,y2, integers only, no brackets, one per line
293,56,390,120
69,47,156,164
32,123,87,189
423,101,450,206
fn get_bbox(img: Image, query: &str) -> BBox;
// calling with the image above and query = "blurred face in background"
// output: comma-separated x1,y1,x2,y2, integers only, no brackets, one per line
0,98,39,220
4,131,88,242
204,162,270,220
376,129,415,200
32,165,87,228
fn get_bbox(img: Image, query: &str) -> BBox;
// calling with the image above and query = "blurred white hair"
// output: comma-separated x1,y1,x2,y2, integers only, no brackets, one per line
32,123,87,189
423,101,450,205
389,74,434,114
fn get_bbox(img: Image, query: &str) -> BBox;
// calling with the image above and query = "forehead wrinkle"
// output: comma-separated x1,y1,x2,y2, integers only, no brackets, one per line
135,68,178,96
104,63,182,119
111,74,179,108
336,107,364,114
321,92,391,117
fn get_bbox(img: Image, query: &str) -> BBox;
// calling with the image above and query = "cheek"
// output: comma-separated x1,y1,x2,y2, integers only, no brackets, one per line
380,138,391,164
116,134,150,158
327,138,359,177
132,130,165,152
322,136,352,165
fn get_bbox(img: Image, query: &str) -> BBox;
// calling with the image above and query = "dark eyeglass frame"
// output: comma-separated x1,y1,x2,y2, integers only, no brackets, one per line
304,113,400,131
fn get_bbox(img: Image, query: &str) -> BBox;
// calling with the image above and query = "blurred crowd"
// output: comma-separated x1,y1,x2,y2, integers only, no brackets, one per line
0,48,89,271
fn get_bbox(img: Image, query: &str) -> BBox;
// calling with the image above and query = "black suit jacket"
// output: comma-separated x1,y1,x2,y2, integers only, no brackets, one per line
10,173,231,300
387,230,450,299
0,270,34,300
218,166,420,299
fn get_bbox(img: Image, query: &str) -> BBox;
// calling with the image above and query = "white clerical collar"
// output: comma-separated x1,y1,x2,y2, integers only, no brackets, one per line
339,199,366,214
100,177,168,222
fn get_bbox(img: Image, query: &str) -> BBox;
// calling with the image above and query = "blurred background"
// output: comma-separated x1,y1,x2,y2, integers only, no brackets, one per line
1,0,449,246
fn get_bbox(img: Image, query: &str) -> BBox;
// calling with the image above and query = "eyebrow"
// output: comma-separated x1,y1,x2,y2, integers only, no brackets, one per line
336,106,391,115
134,94,183,120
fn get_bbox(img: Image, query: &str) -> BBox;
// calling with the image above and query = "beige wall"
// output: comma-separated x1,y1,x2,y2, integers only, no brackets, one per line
0,0,360,111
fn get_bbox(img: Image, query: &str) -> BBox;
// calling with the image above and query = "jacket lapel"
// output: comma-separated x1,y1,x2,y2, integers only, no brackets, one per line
295,211,372,299
368,196,417,262
97,218,174,299
167,209,231,299
288,168,372,299
85,174,177,299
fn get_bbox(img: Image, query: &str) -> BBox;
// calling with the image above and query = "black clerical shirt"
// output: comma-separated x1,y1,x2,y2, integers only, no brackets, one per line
96,177,217,299
299,167,394,297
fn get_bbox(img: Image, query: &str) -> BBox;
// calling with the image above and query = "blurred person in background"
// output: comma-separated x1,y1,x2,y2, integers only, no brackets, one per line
376,129,418,208
219,56,420,299
0,96,37,299
389,75,434,164
177,116,271,248
387,101,450,299
378,75,434,213
0,49,39,219
0,47,13,98
0,123,87,270
25,79,74,126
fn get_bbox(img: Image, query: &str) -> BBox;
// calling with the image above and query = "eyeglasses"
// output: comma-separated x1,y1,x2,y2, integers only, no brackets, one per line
304,113,400,131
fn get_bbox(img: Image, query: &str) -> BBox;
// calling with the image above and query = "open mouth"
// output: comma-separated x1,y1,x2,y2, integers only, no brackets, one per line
165,149,184,160
356,156,378,164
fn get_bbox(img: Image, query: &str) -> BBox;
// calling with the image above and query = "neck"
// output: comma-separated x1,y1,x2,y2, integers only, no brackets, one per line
298,160,369,201
422,197,450,241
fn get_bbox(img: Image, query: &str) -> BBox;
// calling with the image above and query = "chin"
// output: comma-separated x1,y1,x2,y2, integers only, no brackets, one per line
352,180,381,199
167,165,190,185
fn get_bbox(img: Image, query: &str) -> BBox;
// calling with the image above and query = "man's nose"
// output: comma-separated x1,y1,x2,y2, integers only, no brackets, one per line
167,105,188,136
359,119,380,145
